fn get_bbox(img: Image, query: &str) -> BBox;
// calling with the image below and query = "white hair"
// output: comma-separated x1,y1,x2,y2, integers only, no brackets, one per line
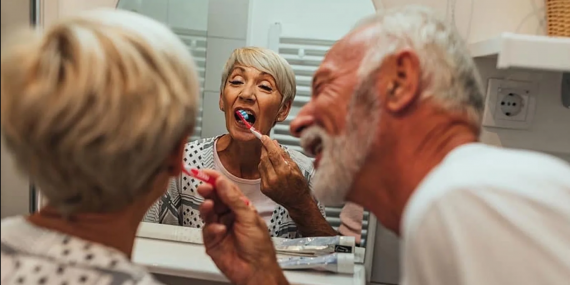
220,47,296,105
355,6,484,124
1,9,200,214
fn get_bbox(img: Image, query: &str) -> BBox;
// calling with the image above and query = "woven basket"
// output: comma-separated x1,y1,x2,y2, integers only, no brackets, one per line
545,0,570,37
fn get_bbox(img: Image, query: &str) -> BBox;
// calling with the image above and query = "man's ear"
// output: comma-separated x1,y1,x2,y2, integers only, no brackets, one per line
276,99,292,122
382,50,421,113
166,134,189,176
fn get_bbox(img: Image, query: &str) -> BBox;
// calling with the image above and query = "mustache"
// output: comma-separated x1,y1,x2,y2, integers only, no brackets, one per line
300,126,329,153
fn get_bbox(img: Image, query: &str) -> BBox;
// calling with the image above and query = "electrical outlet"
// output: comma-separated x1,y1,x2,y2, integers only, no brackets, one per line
482,79,538,130
494,89,529,121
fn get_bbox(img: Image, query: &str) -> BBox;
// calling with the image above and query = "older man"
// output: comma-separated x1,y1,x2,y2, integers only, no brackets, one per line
198,6,570,285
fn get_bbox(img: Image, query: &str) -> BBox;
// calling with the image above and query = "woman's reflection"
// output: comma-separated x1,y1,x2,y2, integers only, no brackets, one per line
145,47,336,238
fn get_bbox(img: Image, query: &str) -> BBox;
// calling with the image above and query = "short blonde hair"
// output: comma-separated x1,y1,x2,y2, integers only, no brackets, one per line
220,47,296,105
0,9,200,214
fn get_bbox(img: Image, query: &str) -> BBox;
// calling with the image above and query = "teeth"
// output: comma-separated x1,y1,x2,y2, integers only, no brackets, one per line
238,110,254,116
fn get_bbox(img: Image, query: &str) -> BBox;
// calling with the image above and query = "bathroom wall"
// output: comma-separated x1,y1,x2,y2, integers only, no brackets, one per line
248,0,375,46
1,0,32,219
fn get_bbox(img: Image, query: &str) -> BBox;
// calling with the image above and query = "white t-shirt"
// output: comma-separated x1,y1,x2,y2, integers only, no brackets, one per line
401,143,570,285
213,143,278,225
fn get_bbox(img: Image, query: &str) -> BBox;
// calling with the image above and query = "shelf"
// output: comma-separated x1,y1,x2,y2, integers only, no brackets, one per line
469,33,570,72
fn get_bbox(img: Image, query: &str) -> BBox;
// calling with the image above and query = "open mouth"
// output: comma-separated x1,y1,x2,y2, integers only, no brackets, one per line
234,109,256,125
305,138,323,157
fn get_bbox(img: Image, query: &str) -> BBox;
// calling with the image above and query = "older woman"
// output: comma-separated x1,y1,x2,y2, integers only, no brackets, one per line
145,47,336,238
1,9,201,284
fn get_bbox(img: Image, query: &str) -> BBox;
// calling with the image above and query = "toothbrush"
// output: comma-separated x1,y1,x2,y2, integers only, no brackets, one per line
235,110,262,140
181,162,251,206
181,163,217,185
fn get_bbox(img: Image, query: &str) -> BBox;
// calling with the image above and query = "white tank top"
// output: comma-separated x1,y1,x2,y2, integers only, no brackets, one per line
213,143,278,226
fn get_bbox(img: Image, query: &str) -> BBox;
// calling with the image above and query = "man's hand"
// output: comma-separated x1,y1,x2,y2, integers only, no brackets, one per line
258,135,337,237
258,135,313,209
198,170,289,285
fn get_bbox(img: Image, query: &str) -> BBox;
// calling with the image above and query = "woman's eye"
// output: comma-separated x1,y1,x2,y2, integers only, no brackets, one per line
259,85,273,92
229,80,243,85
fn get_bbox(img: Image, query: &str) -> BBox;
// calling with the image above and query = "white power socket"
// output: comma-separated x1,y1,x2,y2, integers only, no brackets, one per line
482,79,538,129
495,89,528,121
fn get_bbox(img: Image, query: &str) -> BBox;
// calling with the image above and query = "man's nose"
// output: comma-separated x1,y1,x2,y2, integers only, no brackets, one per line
290,104,315,138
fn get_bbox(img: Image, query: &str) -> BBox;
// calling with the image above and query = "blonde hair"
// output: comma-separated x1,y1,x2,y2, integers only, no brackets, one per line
0,9,200,214
220,47,296,105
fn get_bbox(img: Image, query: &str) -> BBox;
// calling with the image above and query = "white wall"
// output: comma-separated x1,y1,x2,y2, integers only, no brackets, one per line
378,0,546,43
249,0,546,47
248,0,375,46
42,0,119,27
1,0,32,219
117,0,209,31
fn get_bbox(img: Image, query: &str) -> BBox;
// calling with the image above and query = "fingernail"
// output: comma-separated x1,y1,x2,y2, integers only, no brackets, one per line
241,197,250,206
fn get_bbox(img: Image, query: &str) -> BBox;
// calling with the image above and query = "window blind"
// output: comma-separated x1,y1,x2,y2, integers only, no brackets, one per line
171,27,207,142
273,37,370,246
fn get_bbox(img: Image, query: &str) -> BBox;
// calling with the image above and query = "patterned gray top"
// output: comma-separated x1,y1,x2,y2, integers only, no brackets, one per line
1,216,161,285
144,136,326,238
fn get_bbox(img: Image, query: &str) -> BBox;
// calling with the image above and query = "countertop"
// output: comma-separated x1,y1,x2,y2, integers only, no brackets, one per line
132,237,366,285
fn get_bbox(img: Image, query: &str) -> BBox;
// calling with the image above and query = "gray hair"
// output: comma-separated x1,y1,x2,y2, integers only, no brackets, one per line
355,6,484,125
220,47,296,105
0,9,200,214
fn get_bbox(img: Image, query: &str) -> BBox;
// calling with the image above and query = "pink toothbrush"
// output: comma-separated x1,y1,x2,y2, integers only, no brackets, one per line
236,110,262,140
181,163,251,206
181,164,217,185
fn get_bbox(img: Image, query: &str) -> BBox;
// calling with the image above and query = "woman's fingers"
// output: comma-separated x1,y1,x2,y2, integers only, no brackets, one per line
260,135,290,174
218,211,235,229
202,223,227,248
259,146,277,179
198,177,232,215
260,136,286,166
197,183,215,198
200,199,219,224
214,177,255,222
197,169,255,224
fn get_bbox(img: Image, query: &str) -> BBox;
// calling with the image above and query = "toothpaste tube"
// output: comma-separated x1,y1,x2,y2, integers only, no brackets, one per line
274,236,355,256
278,253,355,274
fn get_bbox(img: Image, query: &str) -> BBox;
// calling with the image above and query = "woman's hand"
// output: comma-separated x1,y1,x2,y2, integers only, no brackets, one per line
197,170,289,285
258,135,337,237
258,135,313,209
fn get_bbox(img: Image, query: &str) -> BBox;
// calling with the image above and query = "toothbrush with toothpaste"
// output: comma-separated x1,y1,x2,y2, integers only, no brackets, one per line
235,110,262,140
180,164,251,206
181,164,217,185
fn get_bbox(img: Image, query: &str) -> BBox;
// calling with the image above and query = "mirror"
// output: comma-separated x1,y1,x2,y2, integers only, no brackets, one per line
115,0,375,248
117,0,208,142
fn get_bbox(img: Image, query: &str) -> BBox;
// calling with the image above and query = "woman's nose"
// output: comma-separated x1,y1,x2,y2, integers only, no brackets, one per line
238,92,256,101
238,85,256,101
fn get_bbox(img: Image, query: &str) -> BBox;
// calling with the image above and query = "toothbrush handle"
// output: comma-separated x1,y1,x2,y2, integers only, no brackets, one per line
250,127,262,140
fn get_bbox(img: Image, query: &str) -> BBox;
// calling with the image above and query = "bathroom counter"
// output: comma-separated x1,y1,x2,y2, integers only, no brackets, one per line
133,236,366,285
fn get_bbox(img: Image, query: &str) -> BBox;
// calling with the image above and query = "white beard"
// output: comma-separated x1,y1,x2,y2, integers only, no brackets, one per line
300,79,381,206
